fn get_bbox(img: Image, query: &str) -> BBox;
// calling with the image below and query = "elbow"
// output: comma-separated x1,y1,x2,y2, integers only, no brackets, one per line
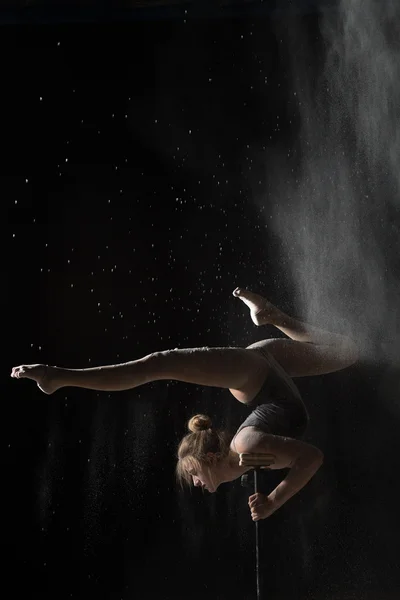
305,447,324,467
292,448,324,470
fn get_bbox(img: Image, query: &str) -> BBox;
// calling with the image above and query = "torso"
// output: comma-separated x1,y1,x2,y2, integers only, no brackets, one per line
229,345,308,471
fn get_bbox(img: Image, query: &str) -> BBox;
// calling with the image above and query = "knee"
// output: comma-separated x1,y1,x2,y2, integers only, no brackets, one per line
340,339,359,367
347,340,360,365
144,349,177,380
137,351,166,383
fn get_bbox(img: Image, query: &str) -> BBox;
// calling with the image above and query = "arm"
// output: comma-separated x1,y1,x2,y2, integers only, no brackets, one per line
236,432,324,516
268,446,323,510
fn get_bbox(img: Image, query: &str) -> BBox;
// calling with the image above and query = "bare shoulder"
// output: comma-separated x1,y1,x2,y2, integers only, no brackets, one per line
232,427,284,470
232,426,323,470
232,426,268,453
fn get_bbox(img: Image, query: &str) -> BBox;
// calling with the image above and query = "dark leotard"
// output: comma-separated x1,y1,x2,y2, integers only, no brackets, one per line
235,347,309,440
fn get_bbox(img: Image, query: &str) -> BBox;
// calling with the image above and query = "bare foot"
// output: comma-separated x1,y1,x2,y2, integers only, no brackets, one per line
10,364,61,395
232,287,282,326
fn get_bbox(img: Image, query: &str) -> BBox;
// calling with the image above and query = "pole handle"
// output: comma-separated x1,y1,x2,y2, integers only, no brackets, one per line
239,452,275,468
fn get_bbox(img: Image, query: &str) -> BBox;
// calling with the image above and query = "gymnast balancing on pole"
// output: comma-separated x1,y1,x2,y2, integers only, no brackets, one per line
11,288,358,521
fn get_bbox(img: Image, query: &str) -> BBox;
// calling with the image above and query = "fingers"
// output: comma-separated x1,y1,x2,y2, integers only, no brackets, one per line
248,493,263,508
248,493,261,502
249,492,267,521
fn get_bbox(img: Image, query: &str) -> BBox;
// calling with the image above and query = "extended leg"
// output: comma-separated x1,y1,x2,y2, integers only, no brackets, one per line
234,288,359,377
10,346,268,396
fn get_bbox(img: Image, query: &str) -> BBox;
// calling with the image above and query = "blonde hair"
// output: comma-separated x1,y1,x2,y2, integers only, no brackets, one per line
175,414,232,488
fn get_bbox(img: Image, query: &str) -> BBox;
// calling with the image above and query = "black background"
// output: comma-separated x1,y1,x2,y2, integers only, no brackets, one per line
4,1,400,599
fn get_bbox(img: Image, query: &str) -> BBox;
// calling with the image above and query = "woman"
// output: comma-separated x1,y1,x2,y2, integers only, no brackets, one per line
11,288,358,521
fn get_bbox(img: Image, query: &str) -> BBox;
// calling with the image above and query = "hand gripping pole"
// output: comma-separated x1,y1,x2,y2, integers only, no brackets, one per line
239,453,275,600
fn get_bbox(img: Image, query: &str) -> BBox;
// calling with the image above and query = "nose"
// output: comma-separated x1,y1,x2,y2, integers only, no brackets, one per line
192,476,202,487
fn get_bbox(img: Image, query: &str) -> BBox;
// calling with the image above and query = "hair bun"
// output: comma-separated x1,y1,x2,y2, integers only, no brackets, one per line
188,414,212,433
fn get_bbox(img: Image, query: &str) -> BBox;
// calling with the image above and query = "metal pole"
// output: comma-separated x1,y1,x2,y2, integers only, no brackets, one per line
240,454,274,600
254,468,262,600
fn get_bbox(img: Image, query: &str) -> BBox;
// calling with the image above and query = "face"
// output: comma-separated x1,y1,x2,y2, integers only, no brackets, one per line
186,453,227,493
190,463,218,493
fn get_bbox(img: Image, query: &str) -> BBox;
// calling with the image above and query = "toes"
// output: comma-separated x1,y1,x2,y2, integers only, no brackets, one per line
11,366,25,378
233,287,254,299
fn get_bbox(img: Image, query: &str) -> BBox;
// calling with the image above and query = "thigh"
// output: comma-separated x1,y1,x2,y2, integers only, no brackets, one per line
247,338,357,377
152,346,269,392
